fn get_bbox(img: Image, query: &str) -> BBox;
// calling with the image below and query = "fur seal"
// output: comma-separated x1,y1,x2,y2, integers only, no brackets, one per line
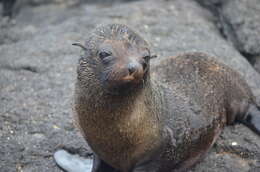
54,24,260,172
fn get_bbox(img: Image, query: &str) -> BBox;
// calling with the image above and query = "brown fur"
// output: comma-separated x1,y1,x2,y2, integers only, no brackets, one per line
74,24,257,172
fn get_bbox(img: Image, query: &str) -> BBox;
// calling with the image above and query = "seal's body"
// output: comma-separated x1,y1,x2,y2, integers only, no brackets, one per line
148,53,257,171
72,24,260,172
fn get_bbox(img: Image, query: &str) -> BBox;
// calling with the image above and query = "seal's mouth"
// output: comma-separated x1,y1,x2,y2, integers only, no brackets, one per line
99,53,151,95
101,67,147,95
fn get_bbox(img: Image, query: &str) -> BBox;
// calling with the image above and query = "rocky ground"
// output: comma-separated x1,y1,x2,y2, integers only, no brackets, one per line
0,0,260,171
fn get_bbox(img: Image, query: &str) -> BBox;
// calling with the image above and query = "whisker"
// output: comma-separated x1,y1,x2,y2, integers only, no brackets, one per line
72,42,87,51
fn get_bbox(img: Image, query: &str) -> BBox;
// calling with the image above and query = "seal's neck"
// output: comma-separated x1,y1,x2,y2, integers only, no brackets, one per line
75,76,164,170
104,83,151,119
76,74,162,122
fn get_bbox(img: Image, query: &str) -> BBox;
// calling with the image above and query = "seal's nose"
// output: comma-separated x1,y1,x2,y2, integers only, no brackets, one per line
128,62,139,75
127,61,143,76
121,61,144,82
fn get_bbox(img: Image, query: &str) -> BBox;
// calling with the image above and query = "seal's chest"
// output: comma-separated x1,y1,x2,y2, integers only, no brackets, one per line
86,112,160,169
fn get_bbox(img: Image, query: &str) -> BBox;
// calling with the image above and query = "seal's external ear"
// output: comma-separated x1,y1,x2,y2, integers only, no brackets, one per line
72,43,87,51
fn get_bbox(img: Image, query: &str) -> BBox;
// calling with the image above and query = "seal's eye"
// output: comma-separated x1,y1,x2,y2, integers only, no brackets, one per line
99,51,111,60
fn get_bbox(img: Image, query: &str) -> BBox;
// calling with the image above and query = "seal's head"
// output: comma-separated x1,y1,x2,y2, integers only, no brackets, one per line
75,24,156,95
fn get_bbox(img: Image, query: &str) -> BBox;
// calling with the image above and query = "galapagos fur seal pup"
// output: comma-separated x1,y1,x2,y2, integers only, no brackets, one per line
54,24,260,172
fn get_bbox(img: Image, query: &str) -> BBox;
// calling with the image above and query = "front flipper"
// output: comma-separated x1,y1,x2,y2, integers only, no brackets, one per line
240,104,260,135
54,149,118,172
54,149,93,172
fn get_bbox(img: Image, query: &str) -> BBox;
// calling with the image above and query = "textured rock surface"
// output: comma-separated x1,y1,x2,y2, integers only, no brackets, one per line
196,0,260,62
254,57,260,73
0,0,260,171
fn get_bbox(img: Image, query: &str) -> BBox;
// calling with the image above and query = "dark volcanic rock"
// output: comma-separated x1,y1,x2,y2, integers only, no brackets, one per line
0,18,19,45
0,0,140,18
196,0,260,61
0,0,16,17
21,0,139,6
254,57,260,73
220,0,260,57
0,0,259,171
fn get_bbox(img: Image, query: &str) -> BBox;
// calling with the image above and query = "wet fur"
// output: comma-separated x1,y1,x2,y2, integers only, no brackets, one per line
74,24,260,172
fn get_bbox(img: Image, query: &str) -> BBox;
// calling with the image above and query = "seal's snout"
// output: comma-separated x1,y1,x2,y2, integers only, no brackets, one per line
102,58,146,94
128,62,138,75
122,61,144,83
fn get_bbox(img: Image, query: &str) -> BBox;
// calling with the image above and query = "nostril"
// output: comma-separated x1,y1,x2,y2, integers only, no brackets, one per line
127,63,137,75
128,67,136,75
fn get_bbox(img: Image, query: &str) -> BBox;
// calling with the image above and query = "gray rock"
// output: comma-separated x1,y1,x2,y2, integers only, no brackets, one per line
0,18,19,45
254,57,260,73
221,0,260,57
196,0,260,60
0,0,259,171
1,0,140,18
15,0,140,9
0,0,16,17
17,0,81,7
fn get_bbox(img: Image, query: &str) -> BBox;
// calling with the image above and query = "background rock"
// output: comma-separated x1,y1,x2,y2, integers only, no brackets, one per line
196,0,260,65
0,18,19,45
0,0,141,18
0,0,16,16
254,56,260,73
20,0,139,6
0,0,260,171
